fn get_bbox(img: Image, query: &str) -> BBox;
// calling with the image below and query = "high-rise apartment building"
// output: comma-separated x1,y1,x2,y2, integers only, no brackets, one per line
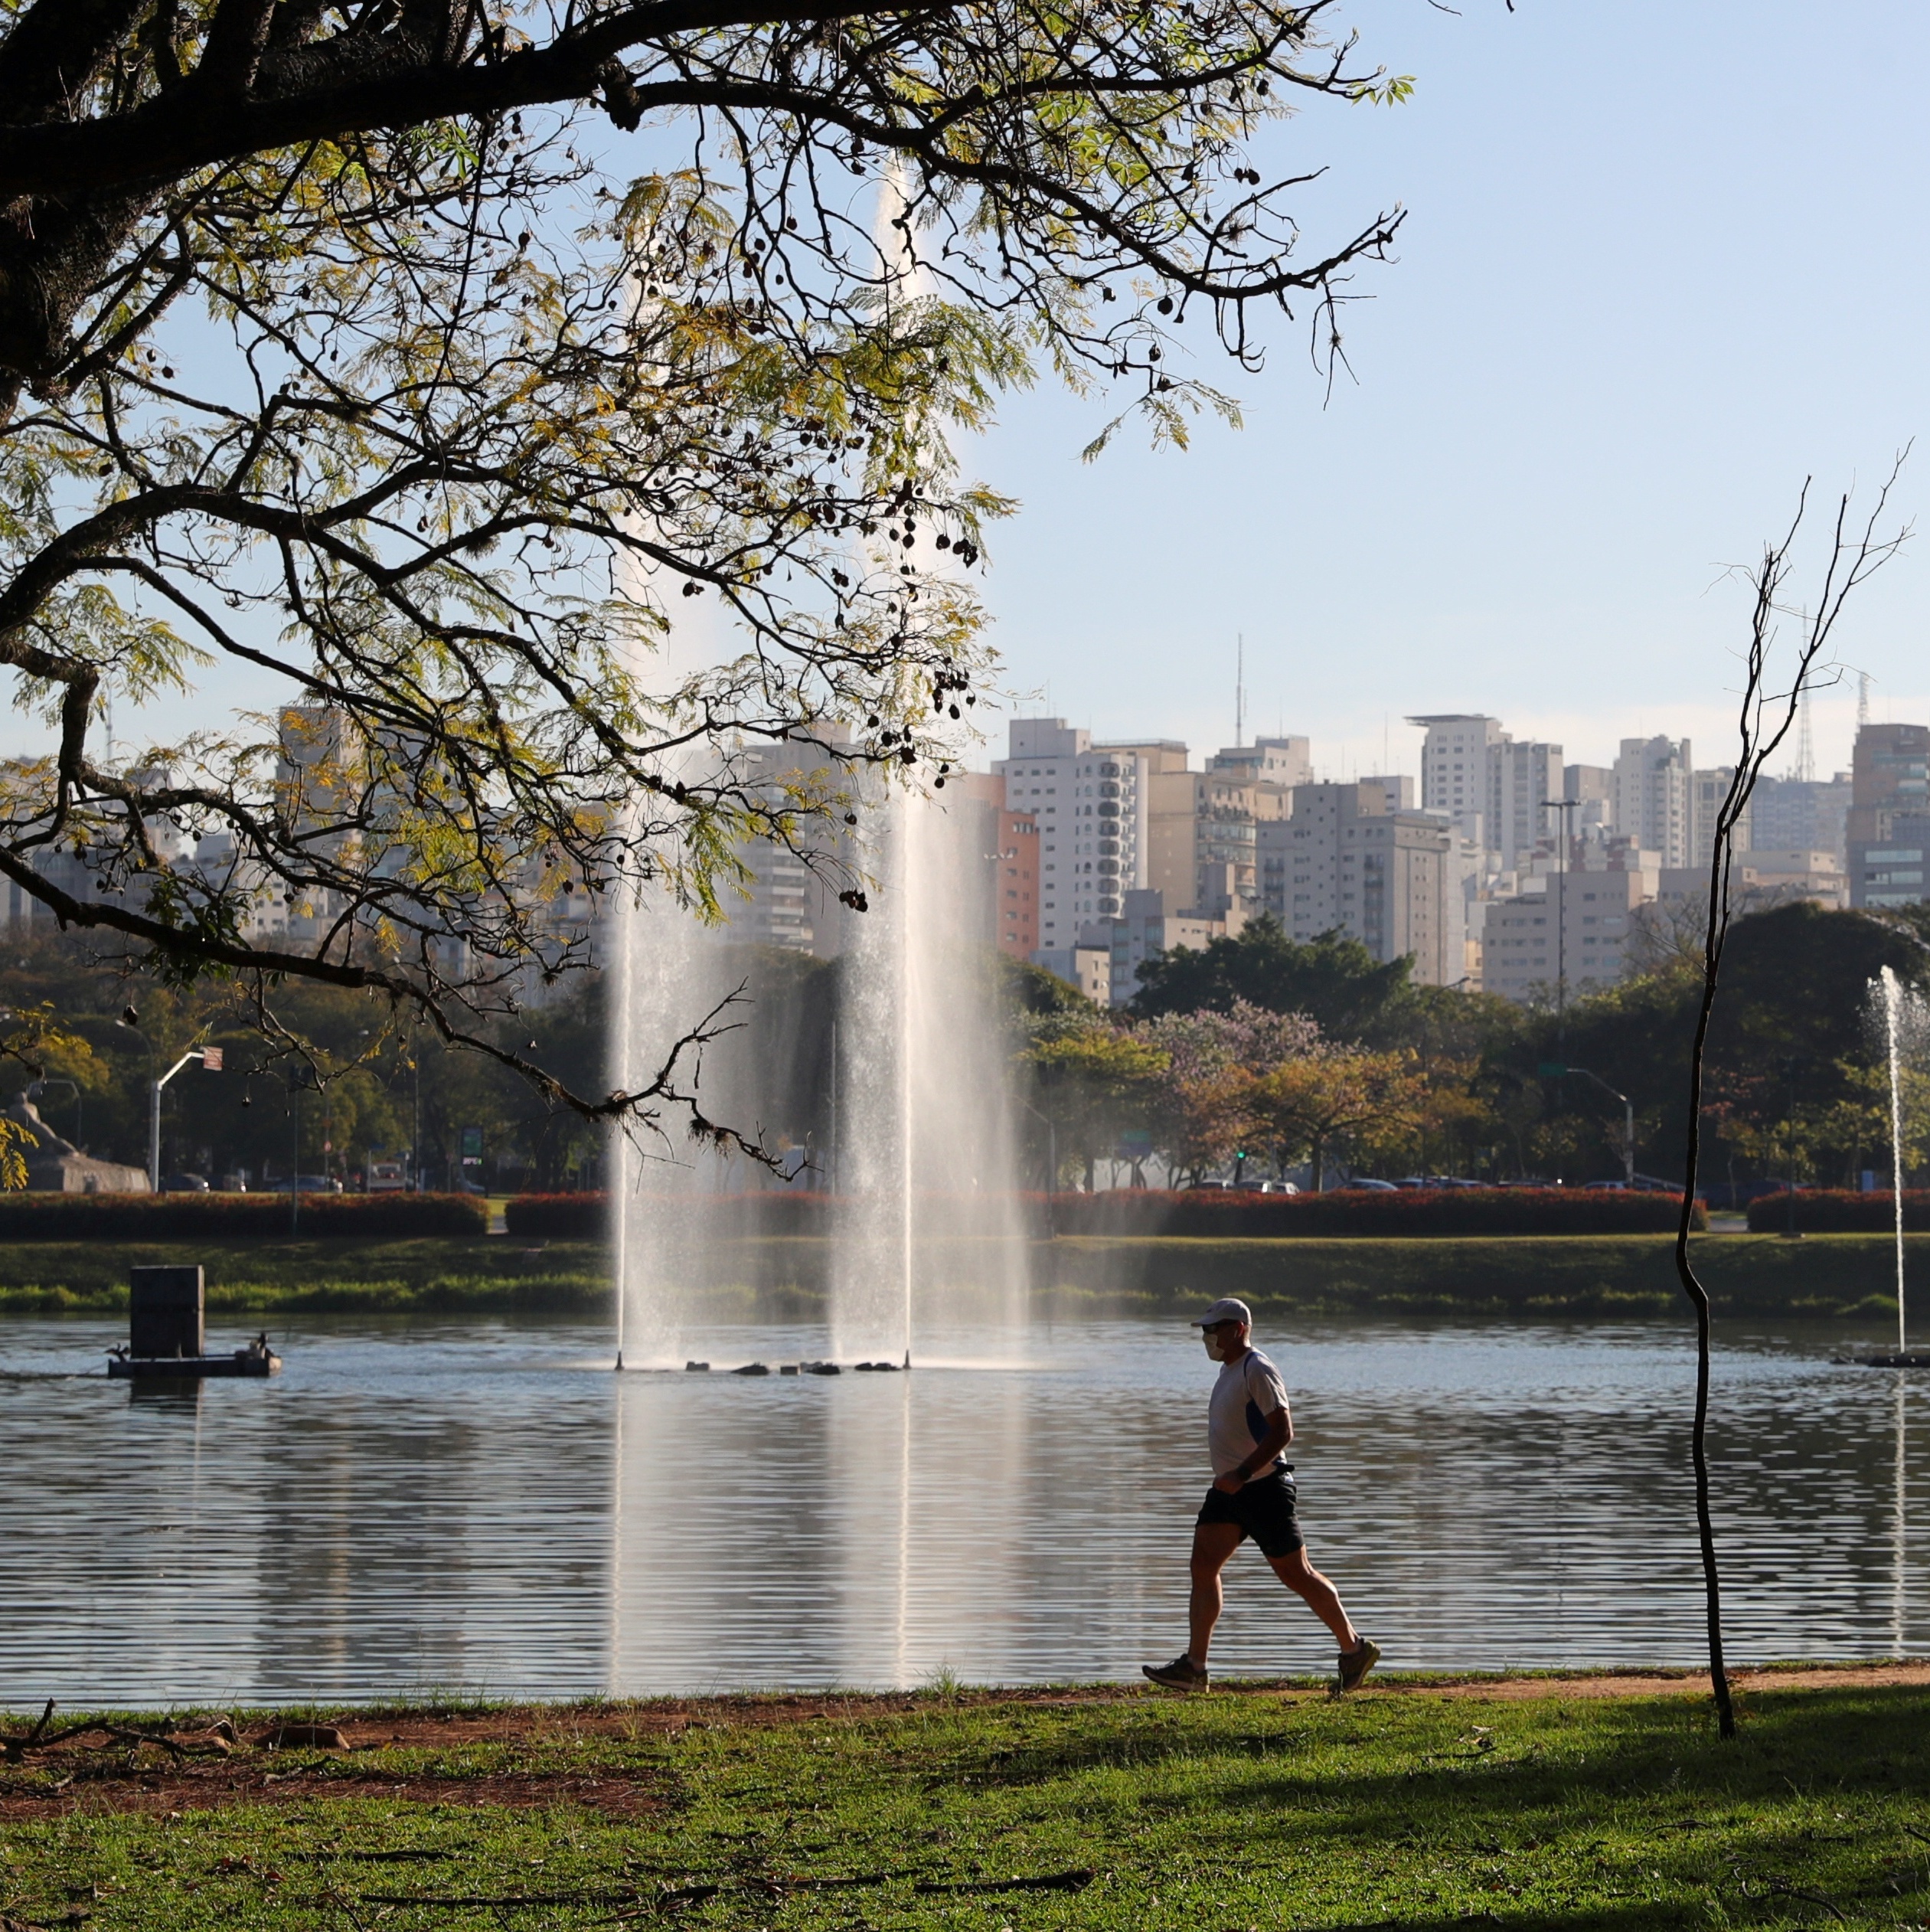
1749,773,1851,864
1410,715,1560,868
1491,739,1564,871
1480,867,1651,1004
1099,737,1292,920
1207,737,1312,789
1851,815,1930,910
719,740,865,957
995,719,1148,952
1107,888,1242,1008
1846,723,1930,910
994,809,1039,958
1614,737,1693,868
1411,714,1505,848
1262,781,1463,984
1689,767,1751,867
1094,738,1192,914
1564,763,1616,835
1357,774,1416,815
1848,723,1930,844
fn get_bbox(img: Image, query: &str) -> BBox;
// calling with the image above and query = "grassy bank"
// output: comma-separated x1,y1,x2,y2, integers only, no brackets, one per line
0,1236,610,1316
1034,1231,1925,1321
2,1675,1926,1927
1,1231,1917,1321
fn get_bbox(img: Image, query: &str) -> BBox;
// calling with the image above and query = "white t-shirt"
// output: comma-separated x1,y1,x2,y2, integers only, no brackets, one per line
1207,1346,1291,1479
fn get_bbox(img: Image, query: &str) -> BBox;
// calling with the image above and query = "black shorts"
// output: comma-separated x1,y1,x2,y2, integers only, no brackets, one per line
1197,1467,1303,1559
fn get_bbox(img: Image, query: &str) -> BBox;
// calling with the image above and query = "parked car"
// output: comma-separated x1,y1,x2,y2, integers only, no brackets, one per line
160,1172,210,1192
1340,1178,1399,1192
268,1174,339,1192
367,1159,408,1193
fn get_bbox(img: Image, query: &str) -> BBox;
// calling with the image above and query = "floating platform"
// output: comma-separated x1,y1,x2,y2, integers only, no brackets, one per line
108,1348,281,1380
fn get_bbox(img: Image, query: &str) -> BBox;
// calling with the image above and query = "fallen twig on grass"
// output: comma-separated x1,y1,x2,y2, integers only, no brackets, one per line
2,1705,237,1765
355,1891,639,1911
913,1868,1097,1894
307,1850,457,1864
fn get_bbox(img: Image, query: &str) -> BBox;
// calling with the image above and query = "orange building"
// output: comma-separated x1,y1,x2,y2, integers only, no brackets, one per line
998,809,1039,958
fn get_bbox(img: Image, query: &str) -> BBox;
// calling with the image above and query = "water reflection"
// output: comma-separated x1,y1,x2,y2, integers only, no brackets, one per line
0,1314,1924,1705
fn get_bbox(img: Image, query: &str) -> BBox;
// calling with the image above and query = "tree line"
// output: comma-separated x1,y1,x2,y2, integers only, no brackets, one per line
2,897,1925,1195
1019,904,1930,1192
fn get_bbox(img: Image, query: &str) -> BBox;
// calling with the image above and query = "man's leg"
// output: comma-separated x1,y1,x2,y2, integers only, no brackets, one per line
1267,1546,1360,1652
1187,1522,1245,1666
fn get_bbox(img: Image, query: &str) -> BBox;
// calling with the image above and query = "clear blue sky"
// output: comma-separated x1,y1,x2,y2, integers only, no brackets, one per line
42,0,1928,792
966,0,1930,783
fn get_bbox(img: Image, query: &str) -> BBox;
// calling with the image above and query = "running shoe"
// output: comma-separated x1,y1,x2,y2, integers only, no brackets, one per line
1334,1638,1382,1695
1141,1654,1209,1692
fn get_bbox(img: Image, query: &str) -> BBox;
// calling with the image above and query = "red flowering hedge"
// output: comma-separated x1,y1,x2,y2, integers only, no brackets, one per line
1744,1189,1930,1233
0,1192,487,1239
506,1192,835,1238
1042,1187,1704,1237
511,1187,1702,1239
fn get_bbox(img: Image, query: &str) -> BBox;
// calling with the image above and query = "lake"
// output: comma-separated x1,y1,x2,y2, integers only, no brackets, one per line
1,1310,1922,1705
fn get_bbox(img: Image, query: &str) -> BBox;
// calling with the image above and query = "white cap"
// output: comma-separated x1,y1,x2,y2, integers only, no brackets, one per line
1192,1297,1252,1327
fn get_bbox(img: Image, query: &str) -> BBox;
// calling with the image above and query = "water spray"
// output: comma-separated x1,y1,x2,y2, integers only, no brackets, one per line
1883,963,1907,1358
1858,965,1927,1368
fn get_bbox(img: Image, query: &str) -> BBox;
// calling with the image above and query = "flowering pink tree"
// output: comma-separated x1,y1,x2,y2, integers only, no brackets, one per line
1139,1000,1321,1185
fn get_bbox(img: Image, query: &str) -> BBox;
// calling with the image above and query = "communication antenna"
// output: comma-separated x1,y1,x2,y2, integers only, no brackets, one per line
1234,634,1245,748
1858,672,1872,731
1793,690,1814,783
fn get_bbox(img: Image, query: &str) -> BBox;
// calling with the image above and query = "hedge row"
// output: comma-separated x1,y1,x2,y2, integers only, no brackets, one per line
506,1192,831,1238
511,1187,1703,1239
1042,1188,1704,1237
0,1192,488,1239
1744,1189,1930,1234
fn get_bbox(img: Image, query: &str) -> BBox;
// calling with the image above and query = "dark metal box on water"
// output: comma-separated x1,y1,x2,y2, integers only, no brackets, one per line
129,1265,203,1358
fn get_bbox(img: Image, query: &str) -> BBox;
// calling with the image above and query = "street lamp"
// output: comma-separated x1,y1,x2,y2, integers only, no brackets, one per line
149,1044,221,1191
1540,1061,1634,1186
1538,797,1580,1045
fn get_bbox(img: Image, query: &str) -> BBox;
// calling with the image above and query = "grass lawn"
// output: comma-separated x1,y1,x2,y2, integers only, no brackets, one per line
1037,1232,1920,1322
2,1673,1927,1928
0,1231,1917,1322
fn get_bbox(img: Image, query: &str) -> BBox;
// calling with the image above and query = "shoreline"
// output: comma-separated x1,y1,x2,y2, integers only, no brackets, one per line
6,1658,1928,1726
0,1230,1920,1319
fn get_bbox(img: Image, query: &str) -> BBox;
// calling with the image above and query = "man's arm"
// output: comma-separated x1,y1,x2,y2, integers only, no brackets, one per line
1213,1405,1292,1493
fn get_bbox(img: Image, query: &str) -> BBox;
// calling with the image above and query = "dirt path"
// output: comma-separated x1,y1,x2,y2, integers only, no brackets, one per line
4,1665,1923,1820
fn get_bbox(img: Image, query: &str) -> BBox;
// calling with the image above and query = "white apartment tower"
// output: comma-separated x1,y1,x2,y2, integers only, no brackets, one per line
1262,781,1464,986
1411,715,1564,869
1615,737,1693,868
1411,714,1504,848
1490,739,1564,871
995,719,1148,953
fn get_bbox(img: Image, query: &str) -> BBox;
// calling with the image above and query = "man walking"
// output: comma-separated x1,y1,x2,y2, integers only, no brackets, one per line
1143,1297,1380,1695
